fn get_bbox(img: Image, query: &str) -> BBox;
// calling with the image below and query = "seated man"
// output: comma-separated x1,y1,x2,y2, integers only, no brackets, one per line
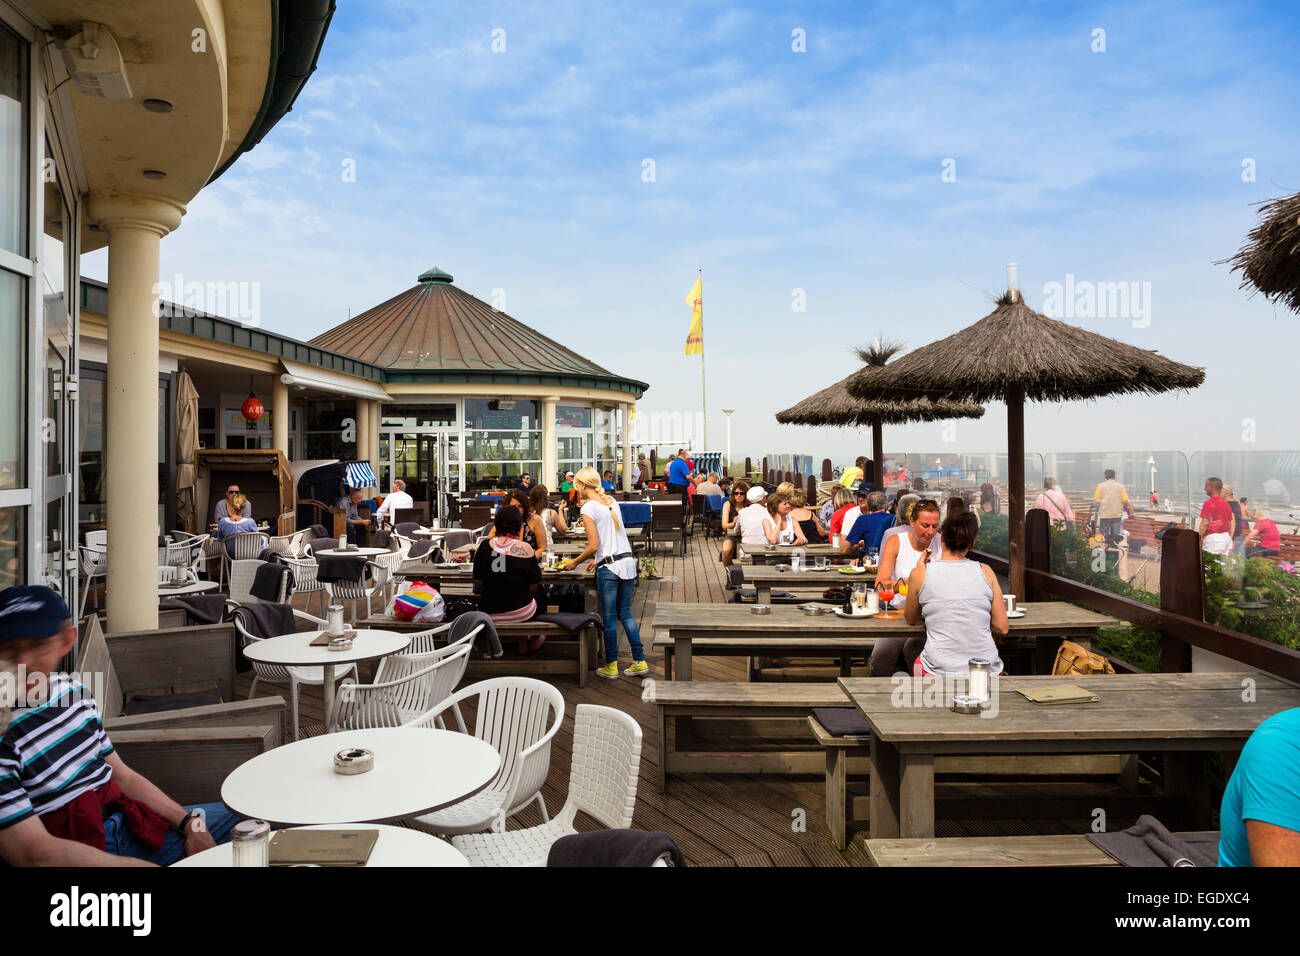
338,488,371,545
1219,707,1300,865
0,587,238,866
373,478,414,526
843,490,893,555
213,484,252,524
601,471,616,492
1245,511,1282,558
696,473,724,497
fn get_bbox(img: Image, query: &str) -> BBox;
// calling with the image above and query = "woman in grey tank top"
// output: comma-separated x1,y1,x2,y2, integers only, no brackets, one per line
903,511,1009,676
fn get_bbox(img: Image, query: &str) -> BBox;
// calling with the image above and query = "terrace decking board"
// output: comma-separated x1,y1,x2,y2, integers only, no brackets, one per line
232,533,1183,865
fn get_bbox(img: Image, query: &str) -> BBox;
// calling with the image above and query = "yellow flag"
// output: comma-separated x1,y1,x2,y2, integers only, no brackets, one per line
684,276,703,356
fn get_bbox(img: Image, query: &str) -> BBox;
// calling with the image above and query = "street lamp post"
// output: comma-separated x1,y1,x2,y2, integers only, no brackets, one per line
722,409,735,476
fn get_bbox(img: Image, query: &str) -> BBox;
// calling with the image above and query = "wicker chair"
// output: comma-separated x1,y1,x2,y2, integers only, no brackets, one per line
78,545,109,616
323,561,390,623
267,529,309,559
334,643,472,730
283,556,328,617
227,558,292,606
219,531,268,591
405,677,564,837
448,704,642,866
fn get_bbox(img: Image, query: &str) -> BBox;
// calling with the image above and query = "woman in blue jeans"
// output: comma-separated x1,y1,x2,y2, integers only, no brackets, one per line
562,467,647,679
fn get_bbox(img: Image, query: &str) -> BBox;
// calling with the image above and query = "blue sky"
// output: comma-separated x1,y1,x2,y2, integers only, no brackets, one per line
85,0,1300,466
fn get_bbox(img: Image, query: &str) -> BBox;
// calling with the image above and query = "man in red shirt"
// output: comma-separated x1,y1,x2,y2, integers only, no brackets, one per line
1197,477,1236,556
1246,512,1282,558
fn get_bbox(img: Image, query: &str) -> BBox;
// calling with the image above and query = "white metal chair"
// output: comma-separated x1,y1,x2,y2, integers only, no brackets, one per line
233,606,353,740
335,642,473,730
323,560,390,623
78,545,109,616
219,530,268,591
283,556,328,617
267,529,309,559
162,535,209,577
449,704,643,866
84,530,107,550
406,677,565,837
227,558,292,606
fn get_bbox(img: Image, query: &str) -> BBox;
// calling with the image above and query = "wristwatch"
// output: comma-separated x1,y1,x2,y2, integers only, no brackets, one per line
175,808,207,834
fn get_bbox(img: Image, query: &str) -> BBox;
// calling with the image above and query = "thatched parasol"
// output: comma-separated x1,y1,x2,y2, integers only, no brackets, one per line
776,340,984,486
1226,191,1300,315
845,274,1205,596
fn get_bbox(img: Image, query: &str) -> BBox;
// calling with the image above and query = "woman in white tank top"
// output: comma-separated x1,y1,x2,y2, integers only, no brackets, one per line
870,500,942,676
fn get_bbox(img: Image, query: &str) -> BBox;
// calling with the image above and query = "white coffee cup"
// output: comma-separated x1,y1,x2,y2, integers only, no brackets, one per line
1003,594,1017,614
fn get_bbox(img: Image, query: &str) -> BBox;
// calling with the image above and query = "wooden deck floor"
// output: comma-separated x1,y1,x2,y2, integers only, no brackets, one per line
239,530,1120,866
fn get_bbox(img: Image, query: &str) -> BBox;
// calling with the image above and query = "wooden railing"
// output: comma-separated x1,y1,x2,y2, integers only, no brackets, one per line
972,509,1300,682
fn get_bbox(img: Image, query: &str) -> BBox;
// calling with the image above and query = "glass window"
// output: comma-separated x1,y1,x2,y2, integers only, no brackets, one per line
464,397,539,430
1,269,25,486
0,25,26,256
465,430,541,461
381,403,456,428
0,505,23,591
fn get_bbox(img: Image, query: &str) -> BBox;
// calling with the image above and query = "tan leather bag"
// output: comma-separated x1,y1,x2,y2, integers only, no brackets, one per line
1052,639,1115,676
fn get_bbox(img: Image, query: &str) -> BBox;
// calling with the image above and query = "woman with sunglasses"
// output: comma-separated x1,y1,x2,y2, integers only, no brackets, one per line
719,480,751,567
214,485,251,524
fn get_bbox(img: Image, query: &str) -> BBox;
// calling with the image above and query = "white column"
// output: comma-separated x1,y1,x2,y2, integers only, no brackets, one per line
621,403,633,492
353,400,369,468
88,194,186,633
272,378,289,455
368,400,381,479
541,395,559,489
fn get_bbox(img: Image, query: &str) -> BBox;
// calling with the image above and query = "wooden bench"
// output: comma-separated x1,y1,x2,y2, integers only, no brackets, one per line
864,835,1119,867
654,633,877,680
358,615,601,687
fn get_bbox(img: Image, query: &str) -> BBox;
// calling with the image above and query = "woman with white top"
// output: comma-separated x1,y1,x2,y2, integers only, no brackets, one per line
904,510,1008,677
870,499,941,675
562,466,647,679
764,492,808,546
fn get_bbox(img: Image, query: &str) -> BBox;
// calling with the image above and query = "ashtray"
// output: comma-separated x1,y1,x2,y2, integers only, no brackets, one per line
951,694,990,714
333,748,374,775
750,604,772,615
800,603,830,616
328,636,354,651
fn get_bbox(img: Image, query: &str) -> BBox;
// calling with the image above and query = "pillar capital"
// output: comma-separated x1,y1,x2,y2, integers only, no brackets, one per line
87,192,187,237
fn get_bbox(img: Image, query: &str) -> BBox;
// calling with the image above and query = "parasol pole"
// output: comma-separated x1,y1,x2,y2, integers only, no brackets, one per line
1005,263,1026,599
872,421,884,487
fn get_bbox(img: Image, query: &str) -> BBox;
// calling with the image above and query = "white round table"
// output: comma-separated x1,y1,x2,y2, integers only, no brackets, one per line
312,546,389,557
242,629,411,732
221,727,501,826
171,823,469,867
157,579,221,597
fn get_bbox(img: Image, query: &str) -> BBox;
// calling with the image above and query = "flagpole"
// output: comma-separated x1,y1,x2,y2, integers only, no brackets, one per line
699,267,707,455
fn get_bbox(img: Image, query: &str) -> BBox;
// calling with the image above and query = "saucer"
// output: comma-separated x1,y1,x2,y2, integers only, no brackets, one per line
833,607,875,618
1006,609,1026,618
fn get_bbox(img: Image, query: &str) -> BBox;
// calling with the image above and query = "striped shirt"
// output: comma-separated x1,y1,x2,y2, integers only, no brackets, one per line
0,674,115,830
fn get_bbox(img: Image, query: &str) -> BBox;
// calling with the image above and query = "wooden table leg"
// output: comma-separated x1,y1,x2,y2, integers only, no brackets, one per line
869,735,901,839
675,636,692,680
756,583,771,604
900,752,936,838
657,707,668,793
826,746,847,850
663,645,673,681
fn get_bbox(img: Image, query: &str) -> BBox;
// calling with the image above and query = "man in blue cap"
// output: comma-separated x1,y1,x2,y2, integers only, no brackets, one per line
0,586,238,865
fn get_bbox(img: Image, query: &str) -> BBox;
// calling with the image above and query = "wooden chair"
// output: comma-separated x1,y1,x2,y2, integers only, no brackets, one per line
459,504,494,531
651,502,685,556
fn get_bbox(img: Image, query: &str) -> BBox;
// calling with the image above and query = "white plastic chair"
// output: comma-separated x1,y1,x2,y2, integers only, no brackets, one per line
78,545,109,616
370,549,409,606
228,558,292,606
406,677,564,837
283,556,328,617
450,704,643,866
84,530,107,550
162,535,209,577
267,529,309,559
323,561,389,623
335,643,472,730
233,606,354,740
220,530,268,590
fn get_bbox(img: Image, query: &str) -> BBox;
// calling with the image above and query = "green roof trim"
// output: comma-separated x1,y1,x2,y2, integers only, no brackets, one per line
208,0,337,184
418,267,453,284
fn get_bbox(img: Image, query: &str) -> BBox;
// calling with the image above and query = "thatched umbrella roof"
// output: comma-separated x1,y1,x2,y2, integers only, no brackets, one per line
845,292,1205,404
776,339,984,488
845,285,1204,597
1226,191,1300,315
775,371,985,427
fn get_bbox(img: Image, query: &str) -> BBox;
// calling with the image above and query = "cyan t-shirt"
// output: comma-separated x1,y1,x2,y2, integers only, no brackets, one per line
845,511,894,553
1219,708,1300,866
667,458,690,486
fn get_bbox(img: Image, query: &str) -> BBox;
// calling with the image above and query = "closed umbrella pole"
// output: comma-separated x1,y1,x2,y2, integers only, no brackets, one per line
1007,383,1025,598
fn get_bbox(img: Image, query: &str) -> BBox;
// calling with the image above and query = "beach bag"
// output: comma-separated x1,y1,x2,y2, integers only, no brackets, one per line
390,581,442,622
1052,639,1114,676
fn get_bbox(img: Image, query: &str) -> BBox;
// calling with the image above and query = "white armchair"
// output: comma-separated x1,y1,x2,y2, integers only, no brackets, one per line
334,643,472,730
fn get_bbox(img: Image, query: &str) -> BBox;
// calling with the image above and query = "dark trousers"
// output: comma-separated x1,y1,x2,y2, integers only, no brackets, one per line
666,482,689,510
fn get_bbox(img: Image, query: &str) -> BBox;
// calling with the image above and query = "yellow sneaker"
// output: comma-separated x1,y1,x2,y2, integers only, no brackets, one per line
596,662,620,680
624,660,650,677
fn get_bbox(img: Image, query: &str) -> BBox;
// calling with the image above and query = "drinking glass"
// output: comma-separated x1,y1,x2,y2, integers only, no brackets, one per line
816,555,828,570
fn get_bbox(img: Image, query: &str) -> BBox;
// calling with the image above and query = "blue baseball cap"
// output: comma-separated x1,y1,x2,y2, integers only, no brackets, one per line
0,586,71,643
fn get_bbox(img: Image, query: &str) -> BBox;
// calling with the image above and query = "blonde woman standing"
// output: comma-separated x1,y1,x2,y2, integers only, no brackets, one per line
562,467,647,678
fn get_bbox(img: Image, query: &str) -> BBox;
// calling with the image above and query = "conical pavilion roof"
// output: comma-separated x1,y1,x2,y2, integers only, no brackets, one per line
310,268,645,392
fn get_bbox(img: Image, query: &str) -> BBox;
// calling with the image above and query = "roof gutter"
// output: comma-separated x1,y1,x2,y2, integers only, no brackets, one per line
208,0,336,184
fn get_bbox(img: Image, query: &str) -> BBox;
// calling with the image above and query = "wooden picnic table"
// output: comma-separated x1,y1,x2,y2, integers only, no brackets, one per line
402,562,601,612
650,601,1119,681
743,542,856,566
741,564,877,603
839,672,1300,839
